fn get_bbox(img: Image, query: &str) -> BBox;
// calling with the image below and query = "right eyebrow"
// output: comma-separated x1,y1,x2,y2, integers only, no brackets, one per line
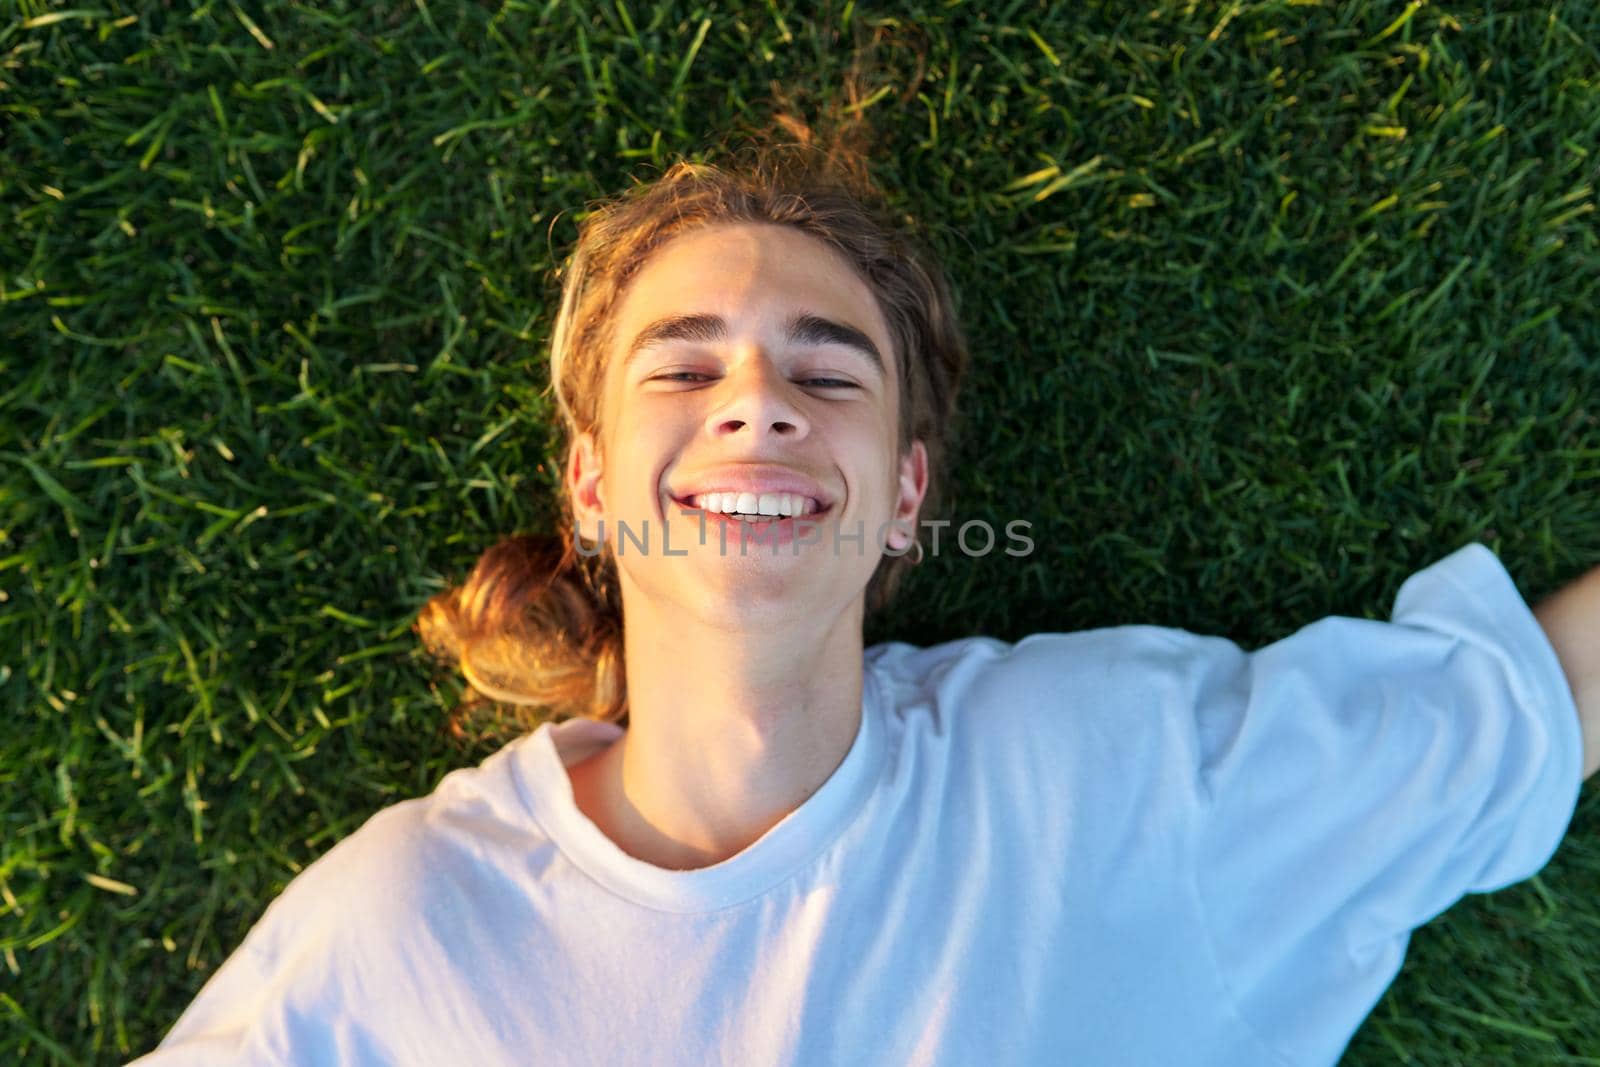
622,314,727,367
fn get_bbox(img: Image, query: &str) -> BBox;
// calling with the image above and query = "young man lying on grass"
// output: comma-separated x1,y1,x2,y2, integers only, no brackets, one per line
130,118,1600,1067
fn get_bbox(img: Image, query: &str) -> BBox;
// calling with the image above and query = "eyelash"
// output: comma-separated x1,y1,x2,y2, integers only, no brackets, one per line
654,372,857,389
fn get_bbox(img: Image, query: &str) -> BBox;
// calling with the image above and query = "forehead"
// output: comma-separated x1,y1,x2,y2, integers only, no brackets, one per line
608,222,894,369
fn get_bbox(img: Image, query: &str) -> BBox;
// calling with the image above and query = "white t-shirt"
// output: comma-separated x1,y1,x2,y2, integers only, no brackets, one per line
128,543,1583,1066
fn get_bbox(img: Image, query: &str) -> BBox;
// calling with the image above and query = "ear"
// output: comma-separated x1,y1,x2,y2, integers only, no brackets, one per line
886,440,930,551
566,431,606,543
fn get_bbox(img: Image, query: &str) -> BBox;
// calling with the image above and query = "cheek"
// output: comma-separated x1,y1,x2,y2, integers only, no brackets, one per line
827,421,896,502
611,423,680,499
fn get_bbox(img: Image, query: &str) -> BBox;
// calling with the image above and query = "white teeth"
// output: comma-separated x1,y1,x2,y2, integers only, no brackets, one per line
685,492,821,516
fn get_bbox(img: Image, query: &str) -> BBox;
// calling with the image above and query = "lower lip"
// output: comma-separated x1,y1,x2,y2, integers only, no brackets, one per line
669,502,832,549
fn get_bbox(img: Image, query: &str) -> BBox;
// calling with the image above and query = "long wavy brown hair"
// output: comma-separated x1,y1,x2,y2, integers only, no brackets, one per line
414,87,968,740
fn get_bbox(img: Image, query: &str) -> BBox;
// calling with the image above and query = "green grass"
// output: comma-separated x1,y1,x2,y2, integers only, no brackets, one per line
2,0,1598,1062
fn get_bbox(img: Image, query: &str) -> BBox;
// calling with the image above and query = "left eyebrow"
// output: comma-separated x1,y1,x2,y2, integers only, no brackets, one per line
622,312,885,378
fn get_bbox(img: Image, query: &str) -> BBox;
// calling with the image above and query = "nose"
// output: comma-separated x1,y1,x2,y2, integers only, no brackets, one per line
705,356,812,441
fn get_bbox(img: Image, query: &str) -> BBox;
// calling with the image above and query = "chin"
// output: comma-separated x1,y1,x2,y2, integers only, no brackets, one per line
682,564,833,617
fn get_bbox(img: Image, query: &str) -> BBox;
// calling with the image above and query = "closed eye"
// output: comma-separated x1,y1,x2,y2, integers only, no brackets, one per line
653,372,858,389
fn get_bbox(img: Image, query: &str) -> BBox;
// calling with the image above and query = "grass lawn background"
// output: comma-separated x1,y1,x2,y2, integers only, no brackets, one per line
3,0,1598,1062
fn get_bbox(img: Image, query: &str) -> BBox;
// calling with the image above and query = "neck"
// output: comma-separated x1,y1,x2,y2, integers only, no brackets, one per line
567,582,866,871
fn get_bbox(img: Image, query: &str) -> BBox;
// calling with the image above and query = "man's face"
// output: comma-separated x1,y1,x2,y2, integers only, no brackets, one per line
567,221,927,628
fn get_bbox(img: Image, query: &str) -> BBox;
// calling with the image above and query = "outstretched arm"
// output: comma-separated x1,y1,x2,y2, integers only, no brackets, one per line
1533,562,1600,781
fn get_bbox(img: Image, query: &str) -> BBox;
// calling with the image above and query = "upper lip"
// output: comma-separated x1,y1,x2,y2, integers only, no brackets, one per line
668,467,834,511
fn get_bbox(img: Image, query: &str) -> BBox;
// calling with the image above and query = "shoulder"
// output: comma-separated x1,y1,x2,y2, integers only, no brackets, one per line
866,624,1232,719
862,629,1238,877
864,625,1234,780
255,733,550,942
135,735,556,1065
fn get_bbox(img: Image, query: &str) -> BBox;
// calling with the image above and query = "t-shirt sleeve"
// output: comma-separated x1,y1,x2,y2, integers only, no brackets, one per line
123,907,316,1067
1187,542,1584,1064
123,894,333,1066
124,810,415,1067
